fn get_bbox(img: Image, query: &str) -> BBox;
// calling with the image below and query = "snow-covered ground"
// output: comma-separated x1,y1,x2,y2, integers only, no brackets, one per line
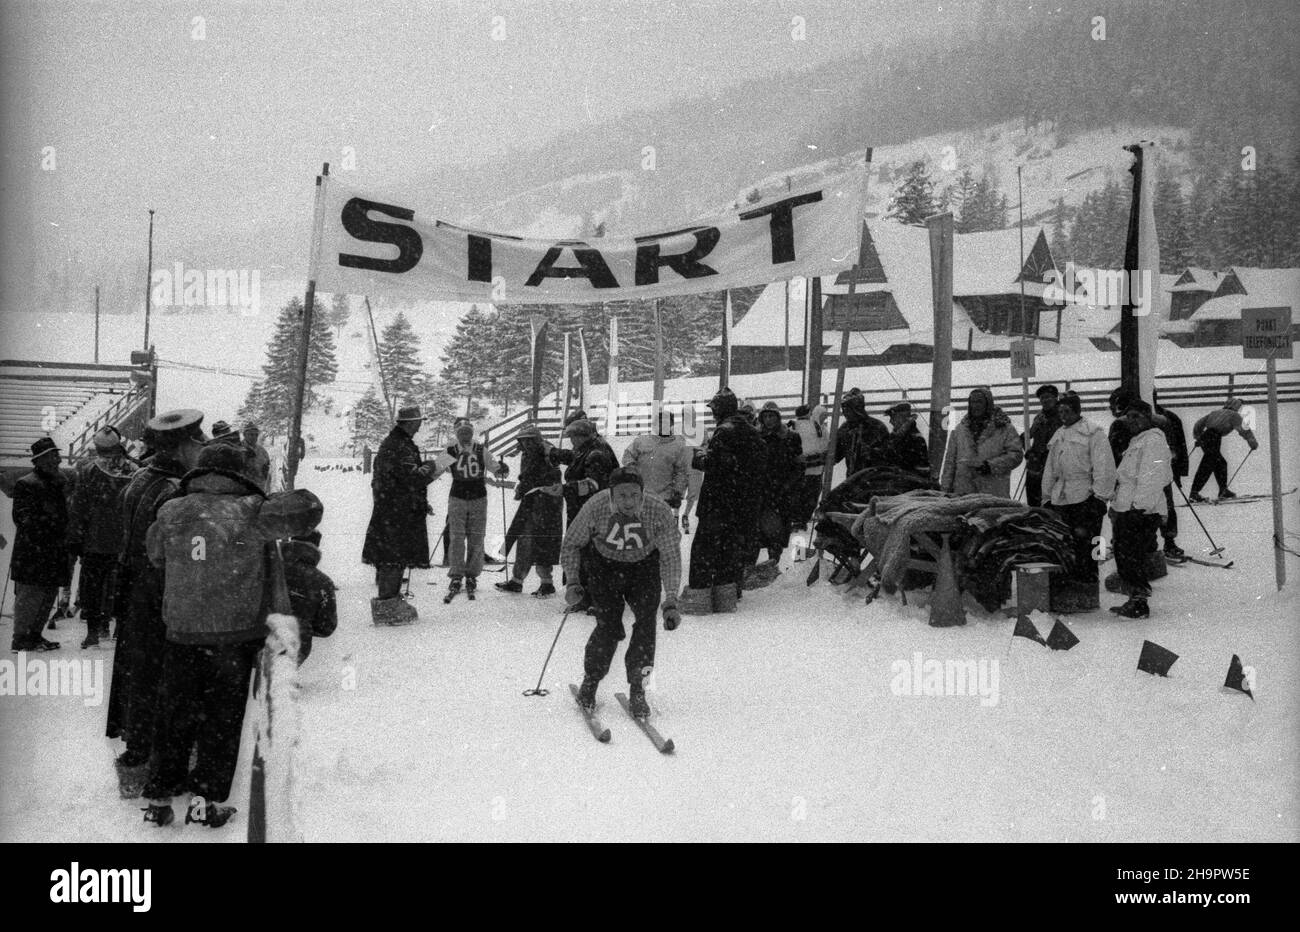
1,397,1296,842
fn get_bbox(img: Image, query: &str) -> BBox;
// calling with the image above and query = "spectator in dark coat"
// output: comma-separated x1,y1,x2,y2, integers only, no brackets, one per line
107,409,206,784
361,406,437,624
550,418,617,524
881,402,930,476
10,438,71,652
836,388,890,476
1107,386,1136,464
1023,384,1062,507
1152,388,1188,559
681,387,763,614
746,401,802,577
497,422,563,597
139,443,313,827
68,427,138,647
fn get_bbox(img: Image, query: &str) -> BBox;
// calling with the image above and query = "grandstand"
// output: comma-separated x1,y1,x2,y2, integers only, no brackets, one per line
0,359,152,490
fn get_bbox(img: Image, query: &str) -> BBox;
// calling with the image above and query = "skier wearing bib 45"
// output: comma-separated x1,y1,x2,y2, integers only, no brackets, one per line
443,417,508,602
562,468,682,718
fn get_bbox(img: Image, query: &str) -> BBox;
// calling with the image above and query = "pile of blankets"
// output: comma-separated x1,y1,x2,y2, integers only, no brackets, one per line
827,489,1083,612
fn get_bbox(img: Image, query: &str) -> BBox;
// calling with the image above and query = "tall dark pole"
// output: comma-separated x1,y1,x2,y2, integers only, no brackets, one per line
287,163,329,490
143,209,154,351
1018,165,1030,439
93,285,100,363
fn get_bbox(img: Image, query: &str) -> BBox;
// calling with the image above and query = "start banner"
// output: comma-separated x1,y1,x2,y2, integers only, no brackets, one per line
311,170,865,305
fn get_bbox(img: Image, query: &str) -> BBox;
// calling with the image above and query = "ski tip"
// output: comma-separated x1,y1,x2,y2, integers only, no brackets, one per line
660,739,675,754
598,729,611,743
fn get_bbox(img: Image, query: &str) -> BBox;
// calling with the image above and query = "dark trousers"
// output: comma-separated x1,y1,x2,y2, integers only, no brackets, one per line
1162,480,1180,544
375,564,405,599
584,549,661,685
1025,471,1044,508
142,638,261,803
12,583,57,648
1113,509,1162,598
1191,433,1227,495
688,514,743,590
791,474,823,528
119,562,168,756
79,553,119,630
1051,496,1107,583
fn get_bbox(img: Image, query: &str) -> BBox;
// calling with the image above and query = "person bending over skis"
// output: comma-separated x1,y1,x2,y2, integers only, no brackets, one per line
562,468,681,718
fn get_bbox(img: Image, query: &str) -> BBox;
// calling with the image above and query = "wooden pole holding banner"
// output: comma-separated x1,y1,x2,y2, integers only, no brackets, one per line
806,276,823,405
561,331,572,426
927,212,954,482
93,285,100,363
1267,353,1286,589
720,291,731,389
287,163,329,490
607,315,619,436
1018,165,1031,441
653,299,664,404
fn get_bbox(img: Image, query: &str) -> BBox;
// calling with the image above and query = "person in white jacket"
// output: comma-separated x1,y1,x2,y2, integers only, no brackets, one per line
1108,399,1173,618
622,407,693,514
789,403,829,527
1041,391,1116,590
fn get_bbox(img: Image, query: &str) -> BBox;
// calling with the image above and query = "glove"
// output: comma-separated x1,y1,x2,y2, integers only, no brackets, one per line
574,477,599,496
564,584,586,609
1249,440,1259,451
495,463,510,478
418,461,438,479
975,461,992,476
665,493,683,510
425,502,435,516
662,602,681,631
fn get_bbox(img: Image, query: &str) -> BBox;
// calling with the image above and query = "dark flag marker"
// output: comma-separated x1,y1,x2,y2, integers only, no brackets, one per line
1137,640,1178,677
1224,654,1254,700
1046,619,1080,652
1013,614,1046,645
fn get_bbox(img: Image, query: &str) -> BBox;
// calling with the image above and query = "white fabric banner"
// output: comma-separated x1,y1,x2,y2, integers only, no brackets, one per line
1134,143,1163,404
312,170,865,304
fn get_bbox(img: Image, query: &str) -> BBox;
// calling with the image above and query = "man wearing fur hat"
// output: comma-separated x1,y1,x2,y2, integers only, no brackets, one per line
441,416,508,602
107,408,206,787
9,438,70,652
67,426,138,648
362,405,438,624
940,387,1024,496
836,387,890,477
881,402,930,476
139,443,315,826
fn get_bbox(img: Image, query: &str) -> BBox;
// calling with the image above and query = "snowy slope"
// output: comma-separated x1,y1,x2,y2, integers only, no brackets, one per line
1,397,1296,842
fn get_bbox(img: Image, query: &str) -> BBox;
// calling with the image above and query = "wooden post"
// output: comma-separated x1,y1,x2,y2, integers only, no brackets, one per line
806,276,823,406
287,163,329,490
719,290,731,389
607,315,619,437
820,326,852,502
561,331,572,426
784,280,791,371
927,213,954,481
143,209,154,352
93,285,100,364
1267,355,1286,590
653,299,664,404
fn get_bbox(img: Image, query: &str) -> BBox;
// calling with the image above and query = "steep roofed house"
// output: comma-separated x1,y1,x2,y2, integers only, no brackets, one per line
1172,267,1300,348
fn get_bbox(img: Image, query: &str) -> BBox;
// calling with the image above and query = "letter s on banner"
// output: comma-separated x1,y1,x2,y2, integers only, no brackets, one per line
337,198,424,274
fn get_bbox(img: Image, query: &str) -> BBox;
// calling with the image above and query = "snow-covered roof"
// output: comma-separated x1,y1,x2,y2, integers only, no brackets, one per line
705,281,826,349
1171,267,1221,292
1191,267,1300,321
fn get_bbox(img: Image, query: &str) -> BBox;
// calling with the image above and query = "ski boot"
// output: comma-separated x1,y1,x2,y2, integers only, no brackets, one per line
1218,489,1237,500
444,576,463,604
1162,542,1186,564
1188,492,1207,504
142,801,175,826
36,638,61,651
465,576,477,600
371,597,416,626
576,676,599,713
628,680,651,719
186,796,237,828
533,582,556,599
1109,597,1150,619
495,579,524,594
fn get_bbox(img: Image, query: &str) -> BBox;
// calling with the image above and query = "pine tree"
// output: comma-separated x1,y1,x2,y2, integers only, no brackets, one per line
957,176,1008,233
1153,175,1194,273
886,160,939,227
329,293,351,336
440,304,495,417
377,312,428,410
350,386,391,451
1049,197,1071,266
245,297,338,436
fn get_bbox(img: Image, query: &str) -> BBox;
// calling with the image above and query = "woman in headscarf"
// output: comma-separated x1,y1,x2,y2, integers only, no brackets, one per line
939,387,1024,496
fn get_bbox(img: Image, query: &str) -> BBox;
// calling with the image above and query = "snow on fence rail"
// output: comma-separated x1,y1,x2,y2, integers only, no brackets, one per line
480,368,1300,453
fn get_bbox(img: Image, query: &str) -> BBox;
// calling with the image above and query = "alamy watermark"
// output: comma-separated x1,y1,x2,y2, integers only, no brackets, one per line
0,656,105,706
1041,263,1154,315
890,651,1000,707
150,261,261,315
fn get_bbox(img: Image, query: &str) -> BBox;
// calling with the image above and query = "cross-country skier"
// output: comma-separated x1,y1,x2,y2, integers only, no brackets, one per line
563,467,681,717
441,417,508,602
1189,397,1258,502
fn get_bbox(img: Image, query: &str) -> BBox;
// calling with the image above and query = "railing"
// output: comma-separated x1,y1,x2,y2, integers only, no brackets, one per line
66,386,149,462
478,367,1300,453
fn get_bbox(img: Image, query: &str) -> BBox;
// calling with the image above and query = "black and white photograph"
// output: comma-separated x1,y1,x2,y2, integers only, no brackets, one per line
0,0,1295,896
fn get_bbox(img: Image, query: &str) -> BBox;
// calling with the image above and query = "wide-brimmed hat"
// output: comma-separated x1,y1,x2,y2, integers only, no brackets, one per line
147,408,205,440
885,402,912,417
209,420,240,443
396,405,423,422
563,418,596,439
31,437,59,462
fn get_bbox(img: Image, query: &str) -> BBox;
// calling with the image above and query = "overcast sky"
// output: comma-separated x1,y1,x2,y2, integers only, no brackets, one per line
1,0,970,292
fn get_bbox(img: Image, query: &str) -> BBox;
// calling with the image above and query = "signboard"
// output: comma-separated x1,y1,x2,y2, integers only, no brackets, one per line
1010,339,1036,378
1242,306,1293,359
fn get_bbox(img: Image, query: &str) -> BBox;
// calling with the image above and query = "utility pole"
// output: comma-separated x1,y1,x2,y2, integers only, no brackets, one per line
93,285,100,363
143,209,155,351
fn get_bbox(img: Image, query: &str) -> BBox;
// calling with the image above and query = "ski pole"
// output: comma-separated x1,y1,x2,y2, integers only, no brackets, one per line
0,561,10,619
523,607,574,697
1226,448,1253,490
1175,481,1224,556
1013,468,1026,502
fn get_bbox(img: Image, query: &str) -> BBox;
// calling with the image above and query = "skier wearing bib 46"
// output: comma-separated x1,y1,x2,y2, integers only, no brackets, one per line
563,468,682,718
443,417,508,602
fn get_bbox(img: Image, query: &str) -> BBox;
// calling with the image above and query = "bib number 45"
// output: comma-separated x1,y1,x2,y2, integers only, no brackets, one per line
605,517,646,551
